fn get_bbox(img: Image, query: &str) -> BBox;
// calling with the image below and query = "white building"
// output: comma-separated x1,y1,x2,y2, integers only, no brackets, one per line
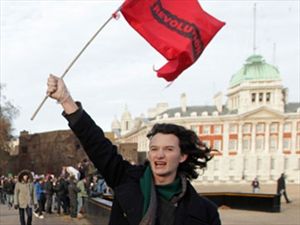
112,55,300,184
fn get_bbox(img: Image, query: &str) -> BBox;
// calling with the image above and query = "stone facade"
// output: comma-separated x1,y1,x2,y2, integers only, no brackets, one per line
16,130,87,175
6,129,116,176
112,55,300,184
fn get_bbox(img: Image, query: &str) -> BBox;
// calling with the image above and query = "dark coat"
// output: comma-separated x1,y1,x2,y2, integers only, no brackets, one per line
54,178,68,197
3,179,15,195
277,175,286,194
66,109,221,225
68,180,80,201
44,180,54,196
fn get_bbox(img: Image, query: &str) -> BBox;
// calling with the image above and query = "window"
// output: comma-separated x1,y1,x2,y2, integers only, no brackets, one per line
214,125,222,134
244,158,249,170
213,140,221,150
257,158,262,170
284,158,289,170
298,158,300,170
259,93,263,102
270,158,275,170
75,142,81,150
21,146,28,154
283,138,291,150
229,124,238,134
242,137,251,151
270,135,278,151
266,92,271,102
203,125,210,134
283,122,292,132
229,139,237,151
256,123,265,133
229,159,235,170
297,135,300,150
270,123,278,133
191,125,199,135
251,93,256,103
256,136,264,150
243,124,251,133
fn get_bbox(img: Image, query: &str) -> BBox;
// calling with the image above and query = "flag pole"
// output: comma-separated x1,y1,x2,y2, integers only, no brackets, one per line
31,6,122,121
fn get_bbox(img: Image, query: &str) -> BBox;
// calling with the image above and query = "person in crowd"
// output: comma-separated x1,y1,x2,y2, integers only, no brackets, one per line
89,175,107,198
3,175,15,209
77,177,88,218
52,176,58,213
46,74,221,225
39,175,46,213
53,175,69,215
62,166,80,181
277,173,291,203
44,175,54,214
251,177,260,193
0,176,6,204
68,175,80,218
14,170,37,225
33,176,45,219
77,162,86,180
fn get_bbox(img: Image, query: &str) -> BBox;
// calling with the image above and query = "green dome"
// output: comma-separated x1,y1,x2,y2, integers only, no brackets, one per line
229,55,281,87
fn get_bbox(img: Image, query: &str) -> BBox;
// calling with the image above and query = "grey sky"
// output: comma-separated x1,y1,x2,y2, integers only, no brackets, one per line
1,0,299,135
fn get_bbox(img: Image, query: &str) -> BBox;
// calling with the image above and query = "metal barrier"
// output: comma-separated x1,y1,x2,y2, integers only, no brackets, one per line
85,192,280,224
201,192,281,212
85,197,111,225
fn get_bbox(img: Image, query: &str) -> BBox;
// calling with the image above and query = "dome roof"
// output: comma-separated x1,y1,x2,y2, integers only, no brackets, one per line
121,105,132,120
111,117,121,130
229,55,281,87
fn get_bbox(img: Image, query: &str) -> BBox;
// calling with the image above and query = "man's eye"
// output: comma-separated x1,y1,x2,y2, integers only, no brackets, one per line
150,148,157,151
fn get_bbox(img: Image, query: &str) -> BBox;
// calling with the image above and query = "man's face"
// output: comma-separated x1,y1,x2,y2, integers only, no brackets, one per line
148,133,187,184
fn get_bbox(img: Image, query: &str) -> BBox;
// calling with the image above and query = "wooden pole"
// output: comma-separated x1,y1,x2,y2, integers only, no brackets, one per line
31,7,121,121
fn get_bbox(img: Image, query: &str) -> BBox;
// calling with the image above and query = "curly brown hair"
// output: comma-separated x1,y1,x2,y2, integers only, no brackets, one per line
147,123,214,180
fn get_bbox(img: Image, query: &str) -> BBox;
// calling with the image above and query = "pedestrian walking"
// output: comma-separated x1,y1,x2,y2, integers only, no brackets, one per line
14,170,37,225
277,173,291,203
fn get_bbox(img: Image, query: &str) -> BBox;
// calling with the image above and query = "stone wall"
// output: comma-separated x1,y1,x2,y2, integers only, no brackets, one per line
17,130,87,175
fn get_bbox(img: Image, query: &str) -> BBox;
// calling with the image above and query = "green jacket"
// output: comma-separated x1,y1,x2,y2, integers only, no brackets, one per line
77,179,88,198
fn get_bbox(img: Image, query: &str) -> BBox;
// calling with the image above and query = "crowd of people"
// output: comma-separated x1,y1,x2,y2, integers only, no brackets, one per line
1,164,292,225
0,158,111,225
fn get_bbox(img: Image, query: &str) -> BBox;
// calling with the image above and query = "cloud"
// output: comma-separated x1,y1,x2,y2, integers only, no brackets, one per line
1,0,299,135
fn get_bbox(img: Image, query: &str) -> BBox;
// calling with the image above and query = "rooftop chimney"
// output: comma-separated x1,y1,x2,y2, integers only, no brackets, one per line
180,93,187,113
213,92,223,113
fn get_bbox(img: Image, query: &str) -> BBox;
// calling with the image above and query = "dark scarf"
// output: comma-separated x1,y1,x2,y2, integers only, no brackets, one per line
139,166,187,225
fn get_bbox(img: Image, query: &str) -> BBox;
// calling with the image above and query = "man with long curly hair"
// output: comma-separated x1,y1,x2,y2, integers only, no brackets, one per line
46,74,221,225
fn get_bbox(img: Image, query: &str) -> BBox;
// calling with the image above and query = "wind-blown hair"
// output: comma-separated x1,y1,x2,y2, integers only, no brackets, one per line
147,123,214,180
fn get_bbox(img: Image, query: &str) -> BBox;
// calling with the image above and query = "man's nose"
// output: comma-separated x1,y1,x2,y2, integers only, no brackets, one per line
156,148,165,158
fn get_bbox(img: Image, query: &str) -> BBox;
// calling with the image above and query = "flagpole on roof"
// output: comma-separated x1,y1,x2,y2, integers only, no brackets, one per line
31,6,123,121
253,3,257,54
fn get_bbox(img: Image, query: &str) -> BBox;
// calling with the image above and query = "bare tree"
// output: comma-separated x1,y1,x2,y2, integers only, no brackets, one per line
0,84,19,152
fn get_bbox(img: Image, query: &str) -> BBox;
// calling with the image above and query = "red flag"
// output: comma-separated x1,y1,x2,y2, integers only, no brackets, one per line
121,0,225,82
